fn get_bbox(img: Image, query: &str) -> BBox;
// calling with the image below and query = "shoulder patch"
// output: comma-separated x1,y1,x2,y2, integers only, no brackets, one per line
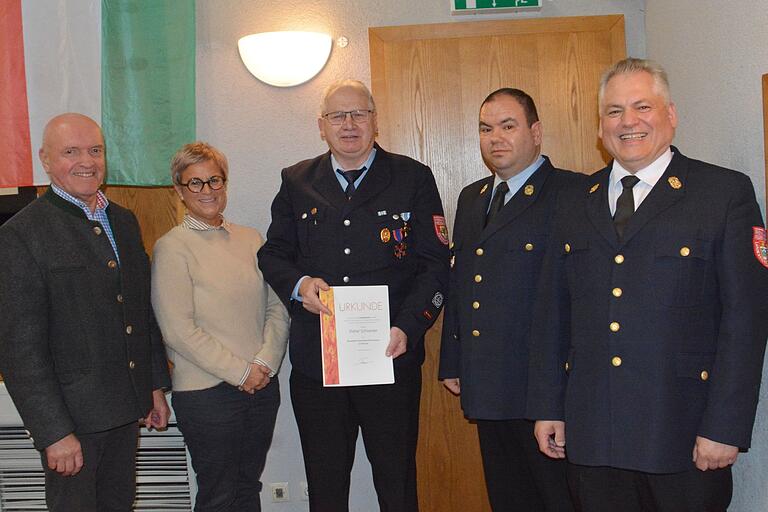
433,215,449,246
753,227,768,268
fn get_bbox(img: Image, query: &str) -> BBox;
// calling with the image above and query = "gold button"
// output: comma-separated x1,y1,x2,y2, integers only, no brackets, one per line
680,246,690,257
610,321,621,332
612,287,623,298
125,325,133,335
107,260,118,269
128,361,136,369
614,254,625,264
343,219,351,226
475,248,484,256
700,370,709,381
525,243,534,251
472,301,480,310
474,274,482,283
93,226,102,235
472,330,480,337
564,243,571,253
611,356,622,367
564,362,570,371
116,294,124,303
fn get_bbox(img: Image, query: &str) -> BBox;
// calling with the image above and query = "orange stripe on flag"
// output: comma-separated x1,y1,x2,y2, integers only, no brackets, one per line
0,0,33,188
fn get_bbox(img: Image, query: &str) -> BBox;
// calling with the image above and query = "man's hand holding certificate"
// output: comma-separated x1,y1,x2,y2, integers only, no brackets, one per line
319,286,395,387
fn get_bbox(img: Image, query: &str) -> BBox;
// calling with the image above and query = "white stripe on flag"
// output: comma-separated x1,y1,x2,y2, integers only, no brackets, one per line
22,0,101,185
466,0,477,8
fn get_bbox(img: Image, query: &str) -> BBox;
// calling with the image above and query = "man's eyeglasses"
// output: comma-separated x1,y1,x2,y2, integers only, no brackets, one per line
178,175,227,193
321,110,375,125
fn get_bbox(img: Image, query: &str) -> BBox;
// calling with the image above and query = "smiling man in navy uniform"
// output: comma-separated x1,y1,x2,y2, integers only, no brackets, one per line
529,58,768,511
258,79,449,512
439,88,577,511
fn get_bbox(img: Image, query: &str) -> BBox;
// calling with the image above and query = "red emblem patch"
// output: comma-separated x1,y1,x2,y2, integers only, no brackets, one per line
753,227,768,269
433,215,449,246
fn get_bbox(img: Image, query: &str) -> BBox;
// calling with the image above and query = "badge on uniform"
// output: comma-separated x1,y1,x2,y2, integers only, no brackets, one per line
668,176,682,189
753,226,768,268
524,184,534,196
393,228,404,242
480,184,488,195
433,215,449,246
394,242,407,259
589,183,600,194
431,291,444,308
380,228,391,243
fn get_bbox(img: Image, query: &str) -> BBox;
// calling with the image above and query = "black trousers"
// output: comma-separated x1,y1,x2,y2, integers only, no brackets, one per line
43,421,139,512
567,463,732,512
290,365,421,512
173,380,280,512
477,419,574,512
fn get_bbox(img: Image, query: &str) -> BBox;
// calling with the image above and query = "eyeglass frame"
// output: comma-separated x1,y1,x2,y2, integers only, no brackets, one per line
177,175,227,193
321,109,376,125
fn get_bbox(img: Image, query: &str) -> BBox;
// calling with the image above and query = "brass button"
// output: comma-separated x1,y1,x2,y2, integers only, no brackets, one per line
564,243,571,253
564,362,570,371
116,294,124,303
475,248,484,256
472,301,480,310
125,325,133,335
343,276,350,283
524,243,534,251
344,248,351,255
680,246,690,257
107,260,118,269
609,321,621,332
612,287,623,298
472,329,480,337
614,254,624,264
93,226,102,235
128,360,136,369
700,370,709,381
611,356,622,367
343,219,351,226
474,274,482,283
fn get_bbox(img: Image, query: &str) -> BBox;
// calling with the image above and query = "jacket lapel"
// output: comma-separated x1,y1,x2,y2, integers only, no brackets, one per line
344,148,391,216
585,167,619,249
311,152,348,207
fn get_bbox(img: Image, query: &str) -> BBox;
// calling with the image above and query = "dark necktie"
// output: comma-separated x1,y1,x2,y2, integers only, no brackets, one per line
485,181,509,227
613,175,640,241
337,168,366,199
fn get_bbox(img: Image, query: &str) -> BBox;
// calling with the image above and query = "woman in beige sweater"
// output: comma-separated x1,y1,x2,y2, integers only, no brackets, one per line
152,142,289,511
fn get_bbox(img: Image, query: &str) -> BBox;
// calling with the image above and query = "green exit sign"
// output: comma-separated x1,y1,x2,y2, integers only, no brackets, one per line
452,0,541,12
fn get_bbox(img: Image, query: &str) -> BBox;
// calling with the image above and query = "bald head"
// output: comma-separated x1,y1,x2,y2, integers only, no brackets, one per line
41,113,102,151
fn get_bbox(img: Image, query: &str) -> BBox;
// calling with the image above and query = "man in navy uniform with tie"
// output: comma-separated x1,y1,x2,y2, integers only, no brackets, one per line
529,58,768,511
258,79,449,511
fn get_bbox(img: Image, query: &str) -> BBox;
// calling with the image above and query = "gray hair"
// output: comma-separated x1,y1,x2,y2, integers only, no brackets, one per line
598,57,671,106
319,79,376,116
170,142,229,185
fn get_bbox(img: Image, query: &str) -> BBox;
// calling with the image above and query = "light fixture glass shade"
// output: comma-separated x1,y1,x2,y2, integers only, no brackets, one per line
238,31,332,87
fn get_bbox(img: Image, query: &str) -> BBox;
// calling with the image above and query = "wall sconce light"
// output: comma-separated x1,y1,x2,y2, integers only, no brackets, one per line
238,31,332,87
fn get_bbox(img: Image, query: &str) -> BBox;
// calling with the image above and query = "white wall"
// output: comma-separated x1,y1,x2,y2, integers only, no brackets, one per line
195,1,646,510
646,3,768,511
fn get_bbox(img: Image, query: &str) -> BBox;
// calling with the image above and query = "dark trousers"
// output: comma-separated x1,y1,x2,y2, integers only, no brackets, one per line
477,419,574,512
290,365,421,512
173,380,280,512
567,463,732,512
43,421,139,512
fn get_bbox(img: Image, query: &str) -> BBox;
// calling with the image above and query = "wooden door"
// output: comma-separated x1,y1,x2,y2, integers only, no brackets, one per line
369,15,625,511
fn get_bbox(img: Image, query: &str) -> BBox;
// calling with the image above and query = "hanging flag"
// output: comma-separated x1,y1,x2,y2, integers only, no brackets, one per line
0,0,33,188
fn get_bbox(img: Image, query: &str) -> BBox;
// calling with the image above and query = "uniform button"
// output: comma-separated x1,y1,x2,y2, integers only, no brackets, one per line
107,260,118,269
343,219,351,226
475,248,484,256
564,243,571,253
128,360,136,369
700,370,709,381
93,226,102,235
343,276,350,283
525,243,534,251
614,254,625,264
612,287,623,298
474,274,482,283
611,356,622,367
472,301,480,310
116,294,124,303
609,321,621,332
472,330,480,337
301,213,308,219
344,248,351,255
564,362,570,371
125,325,133,335
392,214,400,220
680,246,691,257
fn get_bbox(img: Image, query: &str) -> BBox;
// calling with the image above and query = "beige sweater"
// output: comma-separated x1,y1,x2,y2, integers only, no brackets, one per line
151,220,289,392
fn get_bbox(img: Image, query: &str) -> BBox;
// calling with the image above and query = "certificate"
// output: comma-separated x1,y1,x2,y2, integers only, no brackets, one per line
319,285,394,387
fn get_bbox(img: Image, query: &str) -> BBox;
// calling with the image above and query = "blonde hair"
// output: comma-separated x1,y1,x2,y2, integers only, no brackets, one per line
170,142,229,184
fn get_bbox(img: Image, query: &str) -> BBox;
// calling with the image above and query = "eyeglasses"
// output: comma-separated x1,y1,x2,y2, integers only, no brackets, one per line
321,109,375,125
178,175,227,193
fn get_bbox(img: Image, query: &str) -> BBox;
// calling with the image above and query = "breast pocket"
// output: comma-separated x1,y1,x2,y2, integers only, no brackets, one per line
508,235,548,290
296,209,328,258
651,238,713,307
564,238,595,298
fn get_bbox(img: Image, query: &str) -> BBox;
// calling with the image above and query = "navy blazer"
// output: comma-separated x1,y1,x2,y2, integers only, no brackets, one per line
439,157,583,419
258,146,450,381
527,148,768,473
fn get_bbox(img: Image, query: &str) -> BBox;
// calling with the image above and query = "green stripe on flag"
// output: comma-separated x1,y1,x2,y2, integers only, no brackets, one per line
102,0,195,186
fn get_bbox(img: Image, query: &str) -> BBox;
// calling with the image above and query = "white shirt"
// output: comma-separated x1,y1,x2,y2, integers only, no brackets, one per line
608,148,674,216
